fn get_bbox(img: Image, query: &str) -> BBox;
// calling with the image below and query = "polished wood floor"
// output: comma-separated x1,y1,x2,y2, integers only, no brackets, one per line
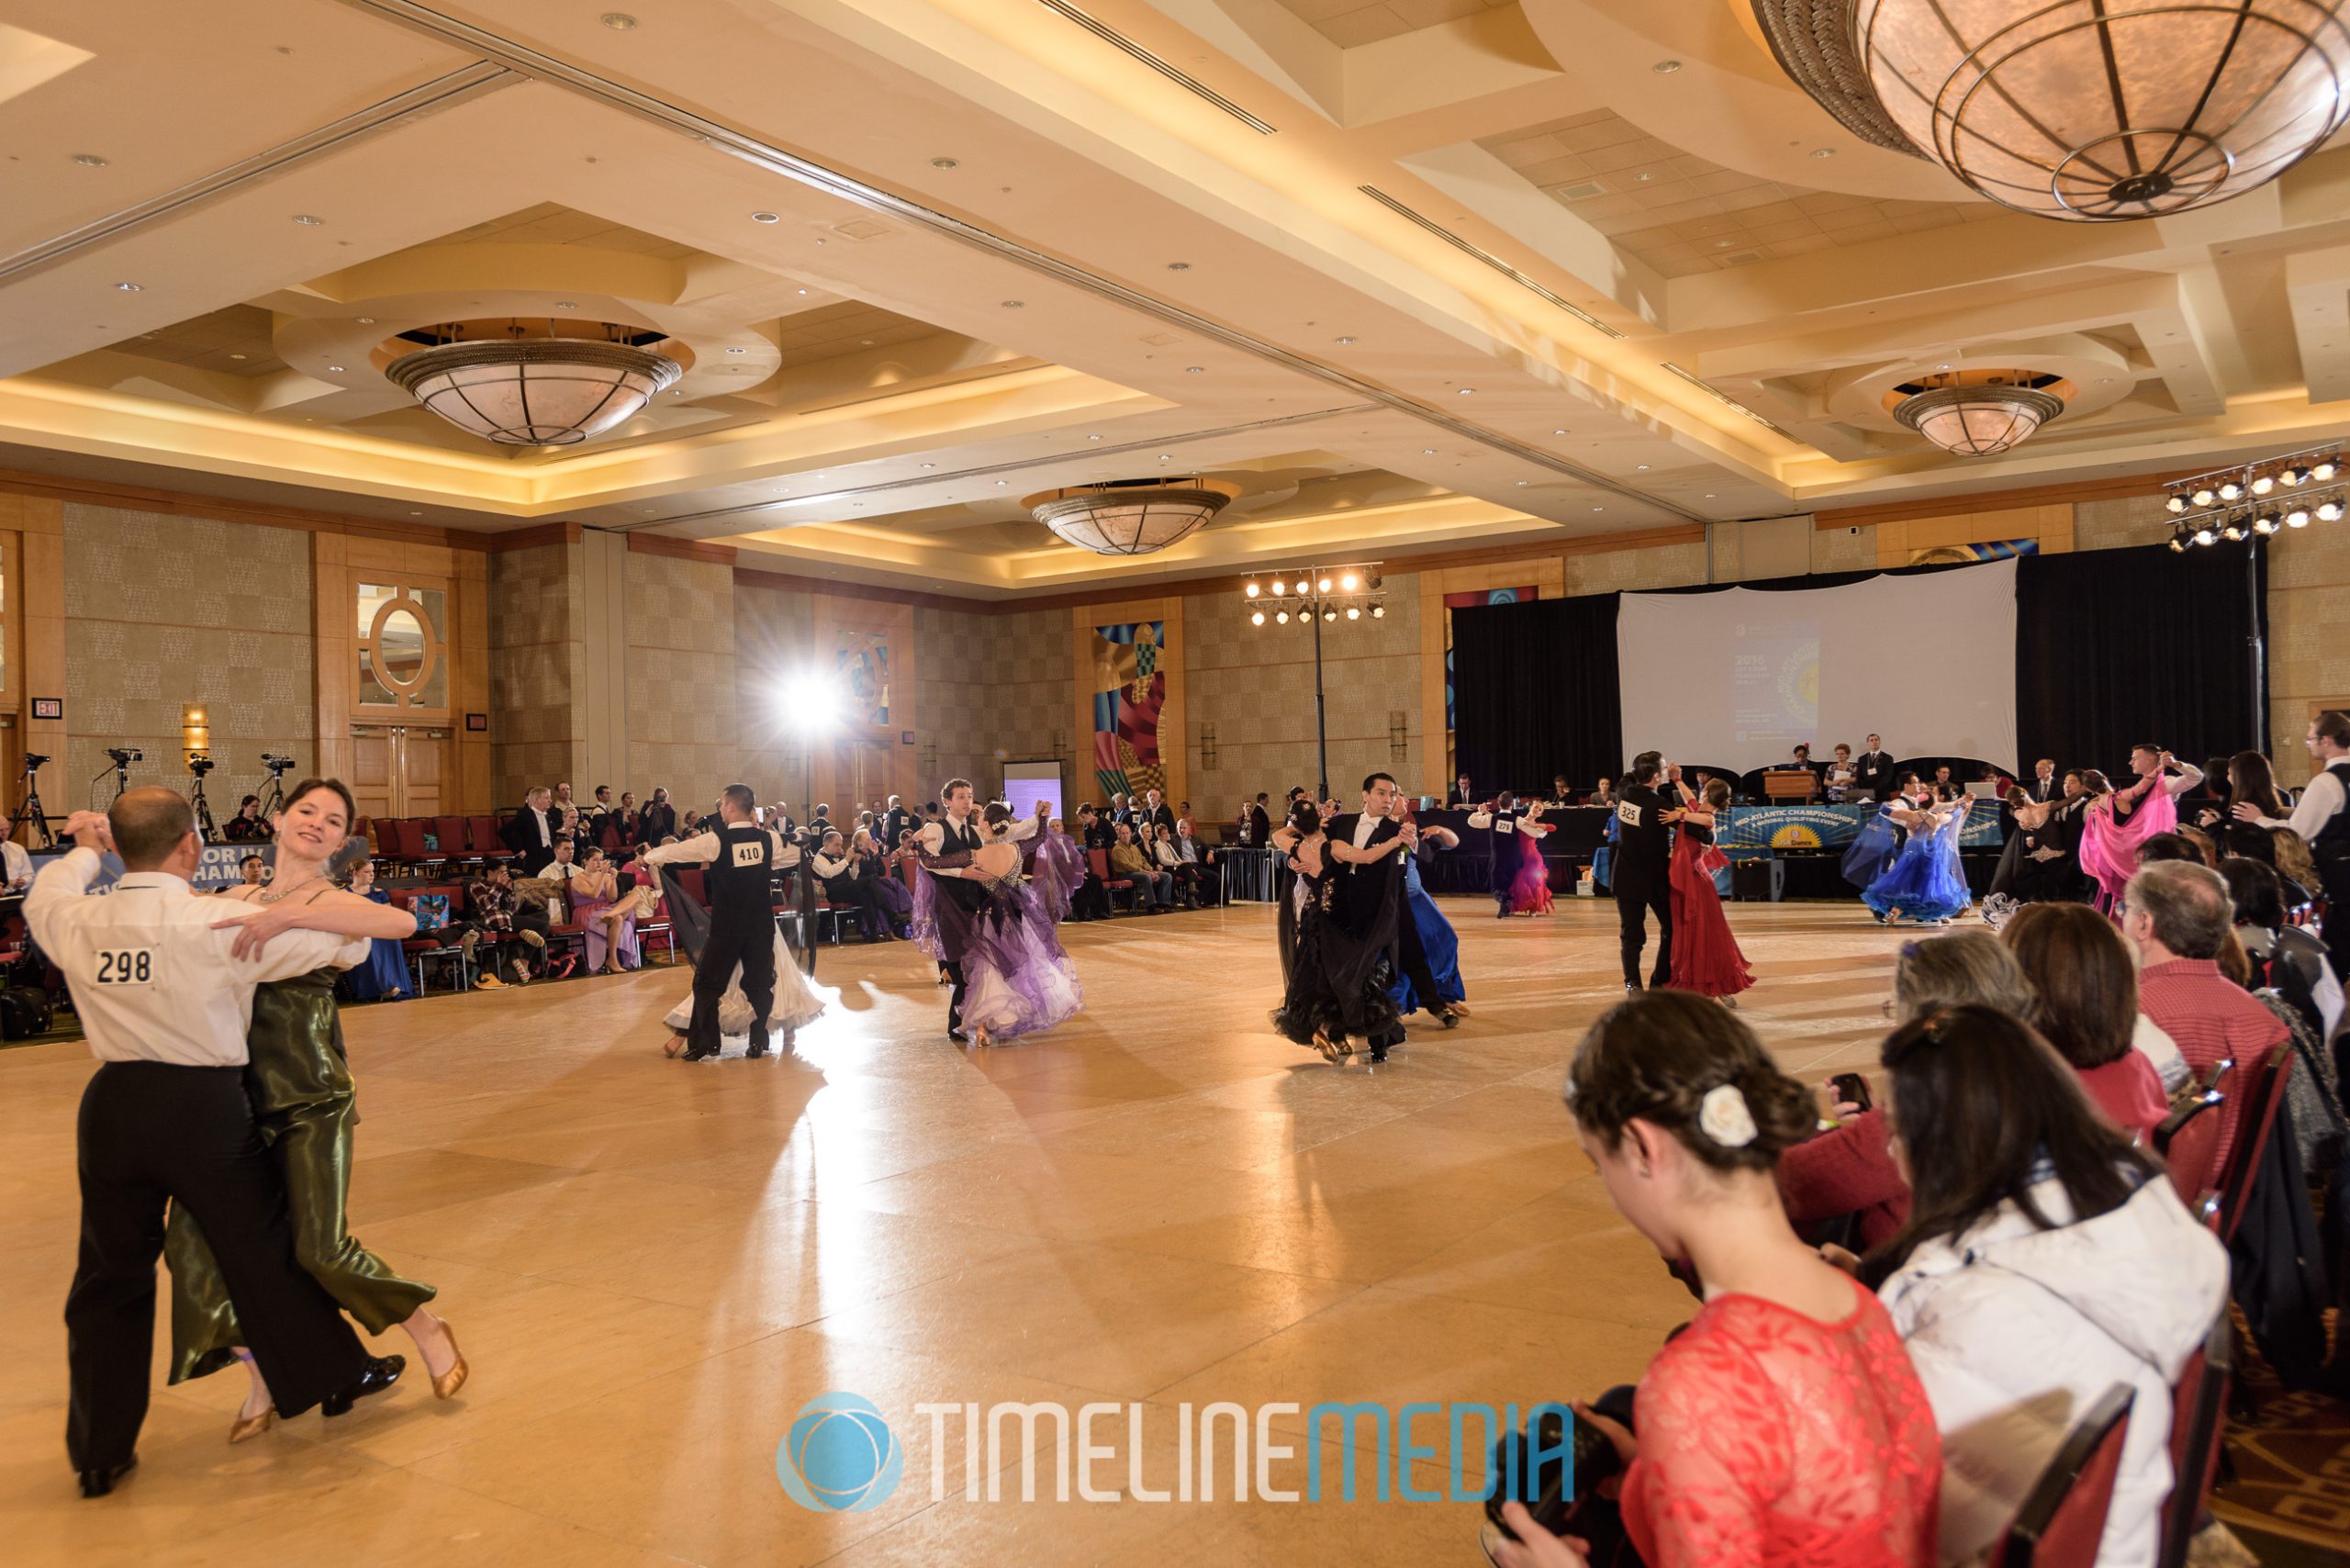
4,898,1904,1566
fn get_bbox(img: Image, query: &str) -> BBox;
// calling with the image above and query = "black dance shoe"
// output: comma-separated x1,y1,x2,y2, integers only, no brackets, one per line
322,1355,405,1417
78,1455,136,1499
1623,980,1642,995
947,1027,970,1044
1434,1005,1461,1030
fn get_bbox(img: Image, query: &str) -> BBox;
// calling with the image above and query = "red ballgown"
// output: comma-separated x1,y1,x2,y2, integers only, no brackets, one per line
1621,1278,1942,1567
1664,819,1752,999
1506,828,1552,914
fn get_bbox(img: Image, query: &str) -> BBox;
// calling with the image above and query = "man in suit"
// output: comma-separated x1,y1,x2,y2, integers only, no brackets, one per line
1448,774,1477,808
1852,734,1896,801
880,794,913,853
1141,788,1177,836
2028,757,2061,803
639,787,678,845
1318,772,1418,1062
502,786,558,876
1247,792,1271,846
1614,752,1690,993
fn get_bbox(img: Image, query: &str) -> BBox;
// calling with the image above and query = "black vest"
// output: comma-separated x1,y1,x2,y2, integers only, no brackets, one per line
704,821,774,925
2312,758,2350,866
934,816,989,911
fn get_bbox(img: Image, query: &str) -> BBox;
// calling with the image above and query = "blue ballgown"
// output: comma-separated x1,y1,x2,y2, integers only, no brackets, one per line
1841,801,1904,889
1387,845,1465,1017
343,886,411,1000
1593,809,1617,893
1862,803,1972,923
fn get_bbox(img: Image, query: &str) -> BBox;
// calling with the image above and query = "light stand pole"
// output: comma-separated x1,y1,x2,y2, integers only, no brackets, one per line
1239,564,1385,804
1310,604,1328,802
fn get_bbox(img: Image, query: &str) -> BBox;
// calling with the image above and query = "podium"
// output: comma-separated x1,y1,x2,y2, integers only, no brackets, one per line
1762,770,1818,804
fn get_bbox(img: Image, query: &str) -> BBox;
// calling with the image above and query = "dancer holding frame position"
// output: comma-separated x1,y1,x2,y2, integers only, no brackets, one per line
1614,752,1691,993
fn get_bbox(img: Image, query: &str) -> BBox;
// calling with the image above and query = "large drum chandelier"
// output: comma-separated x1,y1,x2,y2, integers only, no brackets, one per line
1023,476,1238,556
1851,0,2350,219
1888,370,2071,456
384,319,682,447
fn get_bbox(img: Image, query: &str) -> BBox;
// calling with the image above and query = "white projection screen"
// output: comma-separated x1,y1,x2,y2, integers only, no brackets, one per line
1616,559,2019,774
1001,760,1067,821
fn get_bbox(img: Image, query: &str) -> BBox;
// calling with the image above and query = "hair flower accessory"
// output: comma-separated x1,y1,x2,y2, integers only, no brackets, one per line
1698,1083,1758,1148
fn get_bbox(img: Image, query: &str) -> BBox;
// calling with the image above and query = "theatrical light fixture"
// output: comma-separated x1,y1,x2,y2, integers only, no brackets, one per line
2165,494,2188,514
1346,605,1360,621
1244,580,1259,598
1317,576,1332,593
2254,514,2280,536
2219,479,2244,501
1270,577,1286,595
2168,534,2187,553
2221,521,2245,542
2194,525,2217,546
1250,610,1265,626
1340,571,1359,591
1371,600,1385,618
1323,608,1337,622
2288,506,2314,529
2190,487,2217,507
2318,458,2340,481
2164,445,2343,544
2322,499,2346,521
2283,464,2311,487
1274,609,1290,624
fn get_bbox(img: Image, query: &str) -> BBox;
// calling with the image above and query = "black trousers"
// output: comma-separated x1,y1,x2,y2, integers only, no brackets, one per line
942,960,968,1032
686,915,777,1058
69,1062,365,1471
1616,881,1673,988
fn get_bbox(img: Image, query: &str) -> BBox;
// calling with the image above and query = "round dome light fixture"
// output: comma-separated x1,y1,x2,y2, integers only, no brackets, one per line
1022,476,1238,556
384,319,682,447
1886,369,2070,457
1852,0,2350,219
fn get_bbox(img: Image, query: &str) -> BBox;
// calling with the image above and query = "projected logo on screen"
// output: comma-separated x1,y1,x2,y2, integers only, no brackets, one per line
1730,621,1819,742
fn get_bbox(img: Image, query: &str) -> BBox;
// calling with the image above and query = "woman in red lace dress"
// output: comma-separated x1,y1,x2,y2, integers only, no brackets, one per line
1494,991,1940,1568
1663,778,1752,1002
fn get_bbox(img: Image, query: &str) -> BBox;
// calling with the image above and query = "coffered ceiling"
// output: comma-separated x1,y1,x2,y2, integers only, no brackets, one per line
2,0,2347,599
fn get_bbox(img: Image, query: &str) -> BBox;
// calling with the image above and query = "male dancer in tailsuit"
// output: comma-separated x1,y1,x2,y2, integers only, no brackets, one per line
1613,752,1691,993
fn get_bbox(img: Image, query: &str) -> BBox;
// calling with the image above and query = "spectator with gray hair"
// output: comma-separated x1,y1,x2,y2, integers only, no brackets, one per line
2125,859,2288,1173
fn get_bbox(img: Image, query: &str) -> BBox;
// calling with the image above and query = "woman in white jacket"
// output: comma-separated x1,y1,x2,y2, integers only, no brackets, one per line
1856,1004,2231,1567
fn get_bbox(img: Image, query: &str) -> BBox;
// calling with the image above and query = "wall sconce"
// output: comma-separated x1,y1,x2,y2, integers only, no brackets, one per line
182,703,210,763
1199,721,1219,771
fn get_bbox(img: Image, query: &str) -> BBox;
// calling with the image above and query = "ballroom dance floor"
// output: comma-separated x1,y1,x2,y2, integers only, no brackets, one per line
3,898,1906,1566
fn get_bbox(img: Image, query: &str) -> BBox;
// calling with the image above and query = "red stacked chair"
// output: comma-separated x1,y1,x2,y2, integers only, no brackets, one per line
2209,1042,2296,1245
1987,1384,2134,1567
2154,1089,2226,1207
385,819,445,878
1087,846,1136,913
431,815,481,873
466,815,515,866
389,882,468,991
2157,1311,2233,1568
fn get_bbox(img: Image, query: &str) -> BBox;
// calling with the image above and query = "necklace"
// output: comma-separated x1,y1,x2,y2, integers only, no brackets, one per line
255,873,321,905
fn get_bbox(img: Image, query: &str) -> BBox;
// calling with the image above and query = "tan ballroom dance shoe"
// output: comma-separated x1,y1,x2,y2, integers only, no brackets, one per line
228,1405,276,1444
428,1321,469,1401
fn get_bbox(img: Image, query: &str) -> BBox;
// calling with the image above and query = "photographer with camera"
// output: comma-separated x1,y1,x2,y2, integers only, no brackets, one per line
224,795,269,844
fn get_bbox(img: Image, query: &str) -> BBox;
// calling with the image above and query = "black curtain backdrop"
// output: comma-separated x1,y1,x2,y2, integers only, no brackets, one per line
1450,542,2268,794
1451,595,1622,793
2015,537,2267,775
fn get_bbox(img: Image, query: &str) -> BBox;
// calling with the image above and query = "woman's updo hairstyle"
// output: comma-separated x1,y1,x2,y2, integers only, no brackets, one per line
982,801,1013,829
1287,800,1321,836
1702,777,1731,811
1564,991,1814,1174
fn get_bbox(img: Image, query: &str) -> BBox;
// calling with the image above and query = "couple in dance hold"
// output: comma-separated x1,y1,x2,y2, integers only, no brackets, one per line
912,778,1084,1047
1614,752,1753,1003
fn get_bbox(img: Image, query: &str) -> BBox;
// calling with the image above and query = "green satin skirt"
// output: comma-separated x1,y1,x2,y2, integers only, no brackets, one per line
165,969,436,1383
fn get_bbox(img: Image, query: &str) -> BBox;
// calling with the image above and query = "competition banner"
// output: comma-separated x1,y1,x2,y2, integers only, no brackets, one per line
1717,804,2003,853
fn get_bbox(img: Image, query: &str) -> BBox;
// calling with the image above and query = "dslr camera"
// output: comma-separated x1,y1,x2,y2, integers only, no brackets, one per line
187,755,216,778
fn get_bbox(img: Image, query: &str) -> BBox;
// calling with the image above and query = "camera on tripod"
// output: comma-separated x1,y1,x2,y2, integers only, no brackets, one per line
106,747,142,766
187,755,216,778
262,752,295,774
21,754,48,770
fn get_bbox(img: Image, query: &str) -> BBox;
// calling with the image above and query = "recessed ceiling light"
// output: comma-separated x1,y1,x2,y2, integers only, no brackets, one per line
796,288,808,295
229,353,247,360
1592,506,1605,512
751,211,779,223
409,510,422,516
292,214,322,226
356,316,375,324
1553,428,1567,435
113,281,141,291
73,152,107,168
1653,59,1683,73
327,364,343,372
554,301,576,310
726,346,746,354
1088,433,1102,440
1516,480,1529,486
1705,492,1716,498
1336,335,1356,345
995,480,1007,486
1713,239,1735,248
1423,448,1436,454
601,12,637,28
920,463,934,468
1001,300,1024,308
1158,454,1172,461
930,156,959,169
1457,386,1474,395
1185,365,1204,374
860,338,874,346
1636,464,1650,470
1632,172,1655,183
1811,147,1836,158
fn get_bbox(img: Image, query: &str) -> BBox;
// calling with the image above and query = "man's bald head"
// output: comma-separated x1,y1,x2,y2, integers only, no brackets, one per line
111,787,197,870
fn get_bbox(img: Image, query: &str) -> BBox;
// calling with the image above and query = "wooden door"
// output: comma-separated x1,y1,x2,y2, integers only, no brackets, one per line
351,725,448,819
351,728,396,823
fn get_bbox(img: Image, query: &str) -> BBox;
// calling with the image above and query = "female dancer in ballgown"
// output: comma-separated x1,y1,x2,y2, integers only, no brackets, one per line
1863,791,1975,925
1386,801,1466,1024
1269,800,1402,1060
2080,756,2179,913
1841,772,1917,892
1664,778,1754,1002
658,857,826,1058
922,802,1082,1046
1981,774,2093,927
339,857,409,1002
166,779,465,1440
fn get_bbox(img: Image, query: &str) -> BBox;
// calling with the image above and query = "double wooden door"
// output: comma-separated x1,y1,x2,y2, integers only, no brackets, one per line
351,724,445,821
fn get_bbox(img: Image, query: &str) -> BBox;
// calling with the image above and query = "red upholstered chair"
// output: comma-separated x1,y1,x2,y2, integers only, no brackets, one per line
2210,1042,2295,1246
1087,846,1138,913
2157,1310,2233,1568
1986,1384,2134,1568
389,882,468,991
431,815,481,873
387,819,445,878
2154,1089,2226,1207
466,815,515,865
636,890,675,965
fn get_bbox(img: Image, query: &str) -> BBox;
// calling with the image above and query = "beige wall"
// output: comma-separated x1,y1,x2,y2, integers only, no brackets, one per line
488,541,583,806
61,503,313,818
625,550,739,815
733,577,816,802
1183,573,1423,815
914,603,1069,803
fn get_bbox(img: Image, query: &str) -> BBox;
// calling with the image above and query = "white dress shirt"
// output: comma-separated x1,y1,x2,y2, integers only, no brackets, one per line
638,825,800,870
811,851,853,880
917,814,1038,854
2,839,29,892
542,859,585,882
1465,809,1550,838
2244,763,2345,842
27,849,365,1068
529,805,552,845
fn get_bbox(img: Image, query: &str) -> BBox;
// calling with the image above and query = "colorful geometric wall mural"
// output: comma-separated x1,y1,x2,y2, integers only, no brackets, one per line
834,630,890,725
1091,620,1167,800
1908,538,2039,566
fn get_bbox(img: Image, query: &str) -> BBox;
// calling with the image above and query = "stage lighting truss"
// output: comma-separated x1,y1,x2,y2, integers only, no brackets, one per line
2165,480,2347,552
2163,443,2338,523
1240,563,1384,629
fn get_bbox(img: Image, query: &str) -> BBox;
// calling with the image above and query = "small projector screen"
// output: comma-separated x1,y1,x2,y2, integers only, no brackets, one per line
1617,558,2019,774
1001,760,1067,823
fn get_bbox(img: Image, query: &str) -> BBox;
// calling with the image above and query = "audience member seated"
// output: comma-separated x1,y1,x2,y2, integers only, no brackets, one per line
340,858,409,1002
1496,991,1941,1566
1169,816,1218,905
540,837,585,886
1065,810,1113,921
1998,903,2171,1142
1588,776,1616,809
1778,933,2033,1249
811,828,890,940
1108,822,1174,913
857,828,913,936
2126,860,2289,1171
222,794,270,843
461,862,546,989
235,854,266,889
568,846,640,975
1858,1005,2229,1568
2224,857,2342,1043
1145,823,1208,910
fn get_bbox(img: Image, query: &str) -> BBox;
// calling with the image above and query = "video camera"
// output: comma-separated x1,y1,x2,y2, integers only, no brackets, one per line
106,747,142,766
187,755,216,778
262,752,295,774
21,753,48,770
